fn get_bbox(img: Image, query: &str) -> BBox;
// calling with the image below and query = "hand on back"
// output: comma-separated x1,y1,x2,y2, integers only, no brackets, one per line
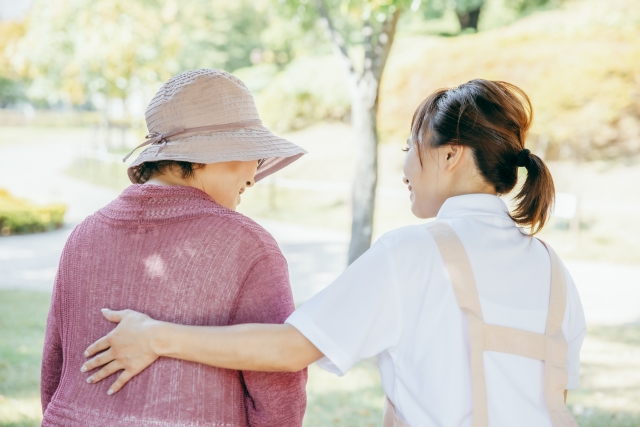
81,309,161,395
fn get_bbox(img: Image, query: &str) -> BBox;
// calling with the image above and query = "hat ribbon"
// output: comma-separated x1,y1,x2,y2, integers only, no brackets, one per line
122,119,263,163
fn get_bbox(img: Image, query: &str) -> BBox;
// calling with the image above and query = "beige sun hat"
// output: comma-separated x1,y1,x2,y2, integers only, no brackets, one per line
124,69,307,183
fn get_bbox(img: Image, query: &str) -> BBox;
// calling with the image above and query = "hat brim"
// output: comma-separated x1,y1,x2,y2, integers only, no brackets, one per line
126,125,307,184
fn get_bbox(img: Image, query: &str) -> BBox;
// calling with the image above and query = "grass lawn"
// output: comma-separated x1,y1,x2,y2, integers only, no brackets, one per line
0,290,50,427
1,289,639,426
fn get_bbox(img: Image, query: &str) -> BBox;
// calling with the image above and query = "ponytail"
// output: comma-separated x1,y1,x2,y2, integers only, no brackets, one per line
411,79,556,235
510,151,555,235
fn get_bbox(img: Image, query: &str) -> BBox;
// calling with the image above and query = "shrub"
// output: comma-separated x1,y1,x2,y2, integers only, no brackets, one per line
252,56,351,132
250,0,640,160
378,0,640,160
0,189,66,235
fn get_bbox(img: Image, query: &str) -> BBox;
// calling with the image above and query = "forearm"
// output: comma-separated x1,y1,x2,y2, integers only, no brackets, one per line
150,322,322,372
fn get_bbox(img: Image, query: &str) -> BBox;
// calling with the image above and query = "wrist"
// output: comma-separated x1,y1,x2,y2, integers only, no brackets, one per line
147,319,174,357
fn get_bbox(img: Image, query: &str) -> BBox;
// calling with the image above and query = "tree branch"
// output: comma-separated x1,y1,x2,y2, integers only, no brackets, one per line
363,18,374,73
371,7,401,82
314,0,357,81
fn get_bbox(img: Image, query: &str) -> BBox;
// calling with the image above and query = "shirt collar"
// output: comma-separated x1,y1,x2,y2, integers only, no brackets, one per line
436,194,511,220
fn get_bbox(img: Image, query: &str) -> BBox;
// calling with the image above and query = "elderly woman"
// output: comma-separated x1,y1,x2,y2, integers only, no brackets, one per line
40,69,308,427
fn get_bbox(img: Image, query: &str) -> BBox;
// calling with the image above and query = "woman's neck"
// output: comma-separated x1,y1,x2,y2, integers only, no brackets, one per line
144,172,238,211
145,174,200,190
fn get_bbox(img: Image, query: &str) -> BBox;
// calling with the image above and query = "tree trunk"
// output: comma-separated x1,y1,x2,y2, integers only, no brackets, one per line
456,4,482,31
313,0,399,264
347,77,380,264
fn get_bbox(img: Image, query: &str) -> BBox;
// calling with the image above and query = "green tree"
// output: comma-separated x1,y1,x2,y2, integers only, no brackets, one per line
452,0,484,31
421,0,485,32
278,0,407,263
0,20,27,106
12,0,297,107
279,0,558,263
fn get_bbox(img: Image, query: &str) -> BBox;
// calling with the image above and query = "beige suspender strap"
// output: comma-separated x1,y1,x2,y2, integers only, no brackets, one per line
424,222,578,427
426,222,490,427
484,324,546,360
541,242,580,427
383,398,410,427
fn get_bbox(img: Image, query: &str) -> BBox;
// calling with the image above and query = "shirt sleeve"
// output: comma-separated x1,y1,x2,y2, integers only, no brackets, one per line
563,265,587,390
230,253,307,427
285,237,403,376
41,267,64,413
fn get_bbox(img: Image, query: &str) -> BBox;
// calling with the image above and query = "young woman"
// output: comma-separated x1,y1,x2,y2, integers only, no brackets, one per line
82,79,586,427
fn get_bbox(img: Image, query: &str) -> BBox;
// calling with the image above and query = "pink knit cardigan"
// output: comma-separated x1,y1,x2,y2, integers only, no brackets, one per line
41,184,307,427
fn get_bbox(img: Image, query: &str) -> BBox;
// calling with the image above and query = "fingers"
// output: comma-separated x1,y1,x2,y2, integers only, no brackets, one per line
107,370,136,395
82,308,156,395
83,336,110,358
85,360,123,385
82,348,115,372
101,308,125,323
84,308,131,358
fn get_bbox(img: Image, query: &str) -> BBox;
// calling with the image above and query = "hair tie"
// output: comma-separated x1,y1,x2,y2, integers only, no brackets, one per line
516,148,531,167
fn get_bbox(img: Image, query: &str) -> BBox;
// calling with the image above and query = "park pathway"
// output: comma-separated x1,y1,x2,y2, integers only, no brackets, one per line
0,132,347,304
0,133,639,324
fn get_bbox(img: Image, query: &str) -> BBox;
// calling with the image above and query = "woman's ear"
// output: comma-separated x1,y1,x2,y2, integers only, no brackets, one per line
442,144,466,171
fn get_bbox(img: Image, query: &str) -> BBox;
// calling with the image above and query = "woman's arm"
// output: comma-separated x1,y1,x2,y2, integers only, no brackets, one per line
81,309,323,394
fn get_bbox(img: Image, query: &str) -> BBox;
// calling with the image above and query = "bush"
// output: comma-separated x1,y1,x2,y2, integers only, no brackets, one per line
0,189,66,235
379,0,640,160
252,56,351,132
249,0,640,160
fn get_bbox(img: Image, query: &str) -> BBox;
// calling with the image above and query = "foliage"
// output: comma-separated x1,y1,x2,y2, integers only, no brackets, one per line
420,0,484,21
278,0,411,34
277,0,412,76
0,21,25,78
252,0,640,162
0,21,27,107
7,0,314,107
0,189,66,235
506,0,558,13
0,0,566,110
248,56,351,131
378,0,640,160
255,0,580,134
0,77,25,107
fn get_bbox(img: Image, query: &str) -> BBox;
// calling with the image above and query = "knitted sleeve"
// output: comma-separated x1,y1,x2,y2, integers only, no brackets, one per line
230,253,307,427
41,266,64,413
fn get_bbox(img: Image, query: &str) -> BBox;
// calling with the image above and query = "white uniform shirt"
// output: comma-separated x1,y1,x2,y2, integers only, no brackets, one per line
286,194,586,427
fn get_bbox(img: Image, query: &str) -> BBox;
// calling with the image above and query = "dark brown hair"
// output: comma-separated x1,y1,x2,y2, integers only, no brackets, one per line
411,79,554,234
129,161,205,184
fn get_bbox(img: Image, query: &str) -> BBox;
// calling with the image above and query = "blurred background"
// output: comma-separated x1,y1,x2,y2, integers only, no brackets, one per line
0,0,639,425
